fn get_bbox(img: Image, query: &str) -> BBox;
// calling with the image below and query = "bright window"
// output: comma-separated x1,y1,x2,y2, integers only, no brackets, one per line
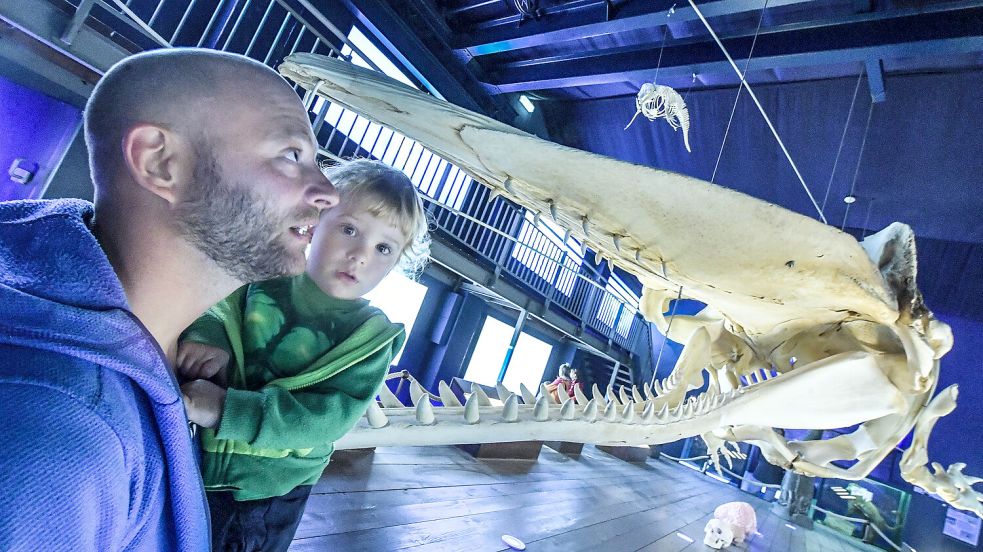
364,272,427,364
511,212,583,296
463,317,552,393
502,331,553,394
596,277,639,338
310,26,473,209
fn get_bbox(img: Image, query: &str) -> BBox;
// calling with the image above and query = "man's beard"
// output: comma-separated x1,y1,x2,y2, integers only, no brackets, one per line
174,149,315,283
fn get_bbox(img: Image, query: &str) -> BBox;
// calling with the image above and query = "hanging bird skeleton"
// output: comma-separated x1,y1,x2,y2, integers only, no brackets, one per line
279,54,982,518
625,82,692,153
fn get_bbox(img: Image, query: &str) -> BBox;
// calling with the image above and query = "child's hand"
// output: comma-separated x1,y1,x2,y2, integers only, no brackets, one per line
176,342,230,386
181,379,227,429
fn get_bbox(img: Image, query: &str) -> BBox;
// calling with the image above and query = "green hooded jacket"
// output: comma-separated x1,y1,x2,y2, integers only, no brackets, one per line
182,274,404,501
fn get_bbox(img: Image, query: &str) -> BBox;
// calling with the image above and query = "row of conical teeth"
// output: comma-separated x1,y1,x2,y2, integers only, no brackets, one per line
363,378,747,429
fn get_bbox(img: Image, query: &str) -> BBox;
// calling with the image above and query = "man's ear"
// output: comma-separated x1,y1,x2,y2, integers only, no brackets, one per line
121,123,192,205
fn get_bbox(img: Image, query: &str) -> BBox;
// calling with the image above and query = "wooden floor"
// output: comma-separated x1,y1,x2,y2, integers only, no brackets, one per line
290,445,882,552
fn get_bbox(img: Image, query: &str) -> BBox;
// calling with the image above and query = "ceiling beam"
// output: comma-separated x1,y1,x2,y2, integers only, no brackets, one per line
331,0,492,112
482,5,983,94
454,0,817,57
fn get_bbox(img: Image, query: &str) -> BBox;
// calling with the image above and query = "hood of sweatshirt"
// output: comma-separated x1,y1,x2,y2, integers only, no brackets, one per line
0,199,179,405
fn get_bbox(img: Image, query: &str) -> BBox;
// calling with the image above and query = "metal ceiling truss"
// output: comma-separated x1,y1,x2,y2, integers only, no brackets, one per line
481,4,983,94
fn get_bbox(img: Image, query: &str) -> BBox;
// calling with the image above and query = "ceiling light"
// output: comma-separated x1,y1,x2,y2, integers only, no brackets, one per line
843,195,857,204
519,95,535,113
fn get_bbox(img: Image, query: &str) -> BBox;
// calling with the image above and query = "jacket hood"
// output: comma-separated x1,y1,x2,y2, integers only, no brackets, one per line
0,199,179,404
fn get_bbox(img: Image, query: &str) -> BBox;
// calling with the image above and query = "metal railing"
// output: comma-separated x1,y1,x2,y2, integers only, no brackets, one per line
59,0,648,355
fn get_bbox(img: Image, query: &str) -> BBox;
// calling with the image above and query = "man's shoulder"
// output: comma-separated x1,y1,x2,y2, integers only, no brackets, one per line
0,345,152,441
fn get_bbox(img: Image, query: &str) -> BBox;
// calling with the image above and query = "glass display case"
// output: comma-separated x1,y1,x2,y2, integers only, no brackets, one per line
812,477,910,551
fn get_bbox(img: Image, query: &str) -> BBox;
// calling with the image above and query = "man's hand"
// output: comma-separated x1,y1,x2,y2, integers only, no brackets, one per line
181,379,227,429
176,342,230,386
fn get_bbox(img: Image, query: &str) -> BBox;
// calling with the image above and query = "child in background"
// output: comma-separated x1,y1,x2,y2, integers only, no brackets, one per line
177,159,430,552
546,362,573,402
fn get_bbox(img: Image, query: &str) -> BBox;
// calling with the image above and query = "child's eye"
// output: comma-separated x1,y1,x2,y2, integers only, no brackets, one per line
341,224,356,236
377,244,393,255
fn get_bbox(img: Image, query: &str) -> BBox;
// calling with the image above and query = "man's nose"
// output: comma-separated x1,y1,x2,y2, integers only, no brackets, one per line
306,170,339,211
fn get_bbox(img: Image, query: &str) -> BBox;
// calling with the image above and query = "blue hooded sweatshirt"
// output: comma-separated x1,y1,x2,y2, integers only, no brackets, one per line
0,199,209,551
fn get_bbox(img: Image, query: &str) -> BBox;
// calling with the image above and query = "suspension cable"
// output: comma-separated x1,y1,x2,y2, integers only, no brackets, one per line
686,0,826,223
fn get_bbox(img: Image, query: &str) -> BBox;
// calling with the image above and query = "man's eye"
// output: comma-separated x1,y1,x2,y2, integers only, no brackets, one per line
377,244,393,255
284,149,301,162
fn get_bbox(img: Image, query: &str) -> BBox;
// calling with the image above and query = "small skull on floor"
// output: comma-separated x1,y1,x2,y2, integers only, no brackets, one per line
703,502,758,549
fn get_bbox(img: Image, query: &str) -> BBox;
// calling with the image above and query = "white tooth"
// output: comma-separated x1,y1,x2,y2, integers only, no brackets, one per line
606,386,621,406
604,401,619,422
503,177,515,193
366,401,389,428
654,380,664,396
495,382,512,403
438,380,462,407
631,385,644,404
519,383,536,405
634,249,642,262
618,386,631,405
502,394,519,422
591,384,605,404
464,393,480,424
581,216,590,235
548,199,558,220
534,396,550,421
594,250,603,265
607,257,614,273
563,227,571,244
541,382,557,405
657,404,670,421
642,382,654,401
621,402,635,423
584,399,599,422
377,381,404,408
642,401,656,423
580,240,588,256
560,399,576,420
573,384,589,405
488,189,501,202
471,384,492,406
409,381,427,406
613,234,622,252
533,211,542,226
415,399,435,425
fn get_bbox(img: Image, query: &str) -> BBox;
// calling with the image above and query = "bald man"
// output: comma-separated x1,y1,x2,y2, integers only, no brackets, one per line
0,49,337,550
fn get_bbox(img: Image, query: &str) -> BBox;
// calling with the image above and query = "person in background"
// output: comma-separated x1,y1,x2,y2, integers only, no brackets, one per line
0,48,337,550
546,362,573,402
568,367,585,398
177,159,431,552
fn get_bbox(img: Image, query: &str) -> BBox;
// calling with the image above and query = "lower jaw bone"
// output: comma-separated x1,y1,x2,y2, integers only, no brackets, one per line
720,351,906,429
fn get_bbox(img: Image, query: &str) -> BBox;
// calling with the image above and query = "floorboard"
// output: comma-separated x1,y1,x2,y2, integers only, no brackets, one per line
289,445,884,551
